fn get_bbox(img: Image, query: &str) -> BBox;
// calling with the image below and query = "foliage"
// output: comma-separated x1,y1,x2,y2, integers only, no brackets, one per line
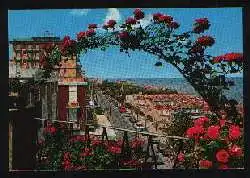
36,122,149,170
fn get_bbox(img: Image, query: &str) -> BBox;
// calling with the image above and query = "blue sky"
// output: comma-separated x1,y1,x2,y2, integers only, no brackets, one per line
8,8,243,79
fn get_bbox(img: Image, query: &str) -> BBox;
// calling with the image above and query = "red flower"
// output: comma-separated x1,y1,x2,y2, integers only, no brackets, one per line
108,146,121,154
130,138,145,149
229,125,241,140
118,31,129,40
158,15,173,24
77,31,86,41
193,18,210,33
119,106,127,113
207,125,220,140
88,24,97,29
63,152,71,160
223,53,243,62
91,139,102,146
107,19,117,28
186,125,205,139
213,56,224,63
228,144,243,157
125,17,137,25
63,36,71,43
194,116,209,126
219,119,226,127
133,8,145,20
153,13,163,21
196,36,215,47
199,160,213,168
216,149,230,163
169,21,180,29
177,152,185,162
50,127,56,134
63,160,72,170
218,164,229,169
86,29,96,37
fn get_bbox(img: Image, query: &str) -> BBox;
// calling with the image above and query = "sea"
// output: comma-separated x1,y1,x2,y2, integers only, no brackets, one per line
106,77,243,104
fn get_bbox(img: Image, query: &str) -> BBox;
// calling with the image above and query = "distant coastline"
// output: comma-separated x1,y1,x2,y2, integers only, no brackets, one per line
100,77,243,104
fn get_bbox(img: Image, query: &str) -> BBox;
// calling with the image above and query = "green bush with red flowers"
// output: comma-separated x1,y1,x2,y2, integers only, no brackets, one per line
36,123,149,170
175,114,244,169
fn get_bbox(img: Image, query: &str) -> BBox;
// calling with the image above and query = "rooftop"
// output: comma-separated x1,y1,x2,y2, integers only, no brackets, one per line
10,36,61,43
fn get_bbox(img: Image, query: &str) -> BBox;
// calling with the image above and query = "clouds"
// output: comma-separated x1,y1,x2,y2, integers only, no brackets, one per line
104,8,121,23
69,9,90,16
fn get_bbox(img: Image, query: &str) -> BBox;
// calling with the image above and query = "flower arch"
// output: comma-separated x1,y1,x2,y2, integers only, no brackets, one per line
37,9,244,169
43,9,243,121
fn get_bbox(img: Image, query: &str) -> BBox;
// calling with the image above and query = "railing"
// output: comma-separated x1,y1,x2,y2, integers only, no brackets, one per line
34,118,188,169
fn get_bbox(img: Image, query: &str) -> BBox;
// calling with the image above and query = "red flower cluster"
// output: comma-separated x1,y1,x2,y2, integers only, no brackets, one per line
108,145,121,154
196,36,215,47
216,149,230,163
69,135,87,143
107,20,117,28
62,152,73,170
229,125,241,140
153,12,173,24
133,8,145,20
118,31,129,40
177,152,185,162
193,116,209,126
199,160,213,168
86,29,96,37
213,53,243,63
153,13,163,21
77,31,86,41
193,18,210,34
186,125,205,139
207,125,220,140
130,138,145,149
103,20,117,30
168,21,180,29
91,139,102,146
61,36,76,54
158,15,173,24
125,17,137,25
44,126,56,135
80,148,93,157
228,144,243,157
119,106,127,113
88,24,97,29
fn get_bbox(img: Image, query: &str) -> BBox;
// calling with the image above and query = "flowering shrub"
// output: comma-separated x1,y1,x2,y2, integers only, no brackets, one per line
175,114,244,169
36,123,149,170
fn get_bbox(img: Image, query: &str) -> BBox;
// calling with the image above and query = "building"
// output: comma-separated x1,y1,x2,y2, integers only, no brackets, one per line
9,36,89,126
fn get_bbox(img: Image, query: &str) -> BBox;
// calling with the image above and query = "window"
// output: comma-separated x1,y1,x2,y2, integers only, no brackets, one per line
68,108,77,121
36,45,39,50
16,53,21,59
69,86,77,102
68,86,78,121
